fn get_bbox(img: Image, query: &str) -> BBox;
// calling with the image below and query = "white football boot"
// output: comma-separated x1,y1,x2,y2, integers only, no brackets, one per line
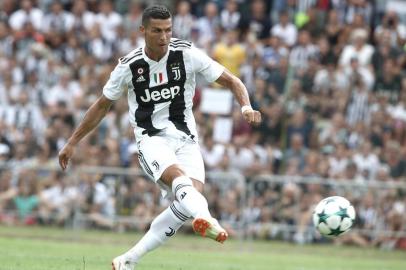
112,255,136,270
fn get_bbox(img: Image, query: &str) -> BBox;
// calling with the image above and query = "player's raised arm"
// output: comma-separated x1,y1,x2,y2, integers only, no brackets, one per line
58,95,113,170
215,69,262,125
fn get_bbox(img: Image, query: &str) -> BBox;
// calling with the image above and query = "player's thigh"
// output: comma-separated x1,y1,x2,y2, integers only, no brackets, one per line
137,136,177,182
176,142,205,184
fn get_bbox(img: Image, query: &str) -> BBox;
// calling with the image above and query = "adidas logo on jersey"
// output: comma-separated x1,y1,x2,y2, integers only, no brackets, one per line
136,75,146,82
140,86,181,103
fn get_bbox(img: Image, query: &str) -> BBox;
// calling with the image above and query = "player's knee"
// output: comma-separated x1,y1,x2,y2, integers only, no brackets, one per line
160,164,185,186
191,179,204,192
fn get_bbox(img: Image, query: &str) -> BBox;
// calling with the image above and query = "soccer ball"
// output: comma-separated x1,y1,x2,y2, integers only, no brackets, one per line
313,196,356,237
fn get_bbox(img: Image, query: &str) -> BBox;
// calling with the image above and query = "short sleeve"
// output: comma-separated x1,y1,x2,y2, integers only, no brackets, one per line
188,46,225,83
102,62,131,101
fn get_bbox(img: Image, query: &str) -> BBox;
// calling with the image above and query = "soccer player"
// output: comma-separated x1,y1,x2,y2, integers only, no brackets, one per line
58,5,261,270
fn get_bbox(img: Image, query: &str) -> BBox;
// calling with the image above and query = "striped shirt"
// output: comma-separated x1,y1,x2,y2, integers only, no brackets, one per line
103,38,224,142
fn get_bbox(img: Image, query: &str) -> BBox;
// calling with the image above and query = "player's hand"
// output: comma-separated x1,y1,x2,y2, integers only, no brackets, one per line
58,142,75,170
242,108,261,125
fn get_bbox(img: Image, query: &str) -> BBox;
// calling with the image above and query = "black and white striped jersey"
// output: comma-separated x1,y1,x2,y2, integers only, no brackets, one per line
103,38,224,141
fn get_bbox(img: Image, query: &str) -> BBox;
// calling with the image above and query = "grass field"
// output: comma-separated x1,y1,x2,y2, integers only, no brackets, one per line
0,225,405,270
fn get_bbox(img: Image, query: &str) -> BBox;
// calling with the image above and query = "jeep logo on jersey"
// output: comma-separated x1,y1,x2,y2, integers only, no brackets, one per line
139,86,181,103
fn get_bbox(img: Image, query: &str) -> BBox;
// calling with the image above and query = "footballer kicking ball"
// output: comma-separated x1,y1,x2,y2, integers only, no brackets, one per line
313,196,356,237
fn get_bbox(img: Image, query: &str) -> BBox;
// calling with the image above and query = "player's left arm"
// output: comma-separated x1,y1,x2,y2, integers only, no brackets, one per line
215,69,261,125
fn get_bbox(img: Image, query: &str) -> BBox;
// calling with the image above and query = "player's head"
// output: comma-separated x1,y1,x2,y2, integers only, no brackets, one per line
140,5,172,57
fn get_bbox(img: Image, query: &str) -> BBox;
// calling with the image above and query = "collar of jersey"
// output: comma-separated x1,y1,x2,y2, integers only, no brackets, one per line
142,45,170,64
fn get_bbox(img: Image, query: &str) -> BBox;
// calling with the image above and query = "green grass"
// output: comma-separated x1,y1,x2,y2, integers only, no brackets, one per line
0,225,405,270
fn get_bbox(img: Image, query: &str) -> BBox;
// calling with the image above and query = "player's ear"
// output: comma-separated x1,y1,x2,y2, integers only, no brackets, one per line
139,25,145,35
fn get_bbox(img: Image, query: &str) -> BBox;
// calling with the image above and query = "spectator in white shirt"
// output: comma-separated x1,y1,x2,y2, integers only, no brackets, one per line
9,0,43,31
196,2,220,49
173,0,195,40
353,141,380,180
339,28,374,68
227,135,255,173
374,11,406,48
220,0,240,31
71,0,96,33
41,1,74,34
39,172,78,225
79,173,115,229
271,11,297,47
86,24,113,62
1,91,46,136
46,69,82,109
328,143,349,178
201,135,225,171
95,0,123,42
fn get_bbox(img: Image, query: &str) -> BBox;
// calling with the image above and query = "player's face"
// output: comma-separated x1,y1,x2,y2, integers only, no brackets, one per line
141,18,172,59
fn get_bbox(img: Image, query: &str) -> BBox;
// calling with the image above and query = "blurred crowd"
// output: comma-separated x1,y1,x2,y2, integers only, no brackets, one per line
0,0,406,249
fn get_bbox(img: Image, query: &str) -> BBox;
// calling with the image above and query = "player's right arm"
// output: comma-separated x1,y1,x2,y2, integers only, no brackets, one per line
59,59,131,170
58,95,114,170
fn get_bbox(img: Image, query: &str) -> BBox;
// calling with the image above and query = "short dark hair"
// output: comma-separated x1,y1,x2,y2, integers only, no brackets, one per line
142,5,171,26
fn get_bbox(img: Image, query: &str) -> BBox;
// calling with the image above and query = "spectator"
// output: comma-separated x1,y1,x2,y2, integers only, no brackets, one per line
374,11,406,48
284,133,308,171
9,0,43,31
0,22,13,57
339,28,374,68
195,2,220,49
78,172,115,229
262,35,289,71
328,143,349,178
238,0,271,40
286,109,313,147
173,1,195,40
41,1,74,34
227,135,255,174
383,141,406,180
201,135,226,171
353,141,380,180
2,91,46,136
0,171,39,225
38,172,78,225
325,9,343,46
374,58,402,104
346,76,370,126
220,0,240,31
271,10,297,48
95,0,122,43
70,0,96,34
46,68,82,109
289,30,318,70
344,0,372,26
122,2,143,36
212,29,246,77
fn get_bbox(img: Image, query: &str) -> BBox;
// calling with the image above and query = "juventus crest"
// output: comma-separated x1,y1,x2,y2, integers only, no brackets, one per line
170,62,182,81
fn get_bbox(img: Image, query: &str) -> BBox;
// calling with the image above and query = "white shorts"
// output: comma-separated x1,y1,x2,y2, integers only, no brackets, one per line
136,133,205,186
